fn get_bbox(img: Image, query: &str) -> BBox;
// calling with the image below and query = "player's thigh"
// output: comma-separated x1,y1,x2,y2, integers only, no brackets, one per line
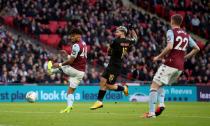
153,64,180,85
99,77,107,87
61,65,78,77
101,68,118,85
169,70,182,84
106,84,118,90
68,71,85,88
67,87,76,94
150,81,161,90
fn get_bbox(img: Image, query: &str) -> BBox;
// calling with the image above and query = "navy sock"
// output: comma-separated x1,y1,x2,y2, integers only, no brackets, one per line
97,90,106,101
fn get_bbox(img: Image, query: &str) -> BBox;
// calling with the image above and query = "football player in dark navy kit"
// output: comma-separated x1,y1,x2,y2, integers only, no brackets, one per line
90,26,137,110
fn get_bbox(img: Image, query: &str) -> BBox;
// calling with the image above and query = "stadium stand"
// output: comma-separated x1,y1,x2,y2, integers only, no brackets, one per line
0,0,209,84
130,0,210,39
0,25,62,84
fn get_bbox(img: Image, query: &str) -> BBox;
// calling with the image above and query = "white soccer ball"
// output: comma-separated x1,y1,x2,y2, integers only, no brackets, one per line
26,91,37,103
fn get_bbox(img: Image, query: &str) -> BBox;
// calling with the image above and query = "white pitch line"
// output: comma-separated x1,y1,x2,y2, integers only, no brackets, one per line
162,114,210,119
1,110,210,119
0,124,18,126
0,110,56,114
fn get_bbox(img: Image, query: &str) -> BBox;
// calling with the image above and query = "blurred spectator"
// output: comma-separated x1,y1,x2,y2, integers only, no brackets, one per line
191,15,200,27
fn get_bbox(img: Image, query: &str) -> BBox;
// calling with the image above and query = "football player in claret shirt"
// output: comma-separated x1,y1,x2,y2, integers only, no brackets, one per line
47,28,87,113
143,14,200,118
90,26,137,110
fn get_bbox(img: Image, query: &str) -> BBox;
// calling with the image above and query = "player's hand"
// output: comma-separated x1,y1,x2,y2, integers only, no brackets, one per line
53,63,61,68
130,29,135,33
130,29,137,36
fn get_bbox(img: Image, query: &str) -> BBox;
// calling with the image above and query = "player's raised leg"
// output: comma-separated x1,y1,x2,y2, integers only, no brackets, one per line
103,71,129,96
47,60,53,75
106,83,129,96
47,61,63,75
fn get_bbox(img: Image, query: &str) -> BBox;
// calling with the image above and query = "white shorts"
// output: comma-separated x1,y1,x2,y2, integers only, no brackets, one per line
61,65,85,88
153,64,182,85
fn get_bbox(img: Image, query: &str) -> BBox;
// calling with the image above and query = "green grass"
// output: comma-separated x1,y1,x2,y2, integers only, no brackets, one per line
0,102,210,126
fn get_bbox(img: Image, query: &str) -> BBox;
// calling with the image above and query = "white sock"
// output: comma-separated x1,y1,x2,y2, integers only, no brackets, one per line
149,112,156,116
67,94,74,107
149,90,158,113
158,87,165,107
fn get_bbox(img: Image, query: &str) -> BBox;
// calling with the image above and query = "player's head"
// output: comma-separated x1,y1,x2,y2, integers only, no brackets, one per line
171,14,183,28
115,26,128,38
69,28,83,43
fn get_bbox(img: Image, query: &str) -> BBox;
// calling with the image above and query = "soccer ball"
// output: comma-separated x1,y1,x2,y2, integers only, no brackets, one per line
26,91,37,103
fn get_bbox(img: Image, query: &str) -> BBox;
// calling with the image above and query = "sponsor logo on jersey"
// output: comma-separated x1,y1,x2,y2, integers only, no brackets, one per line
109,74,115,82
120,43,130,46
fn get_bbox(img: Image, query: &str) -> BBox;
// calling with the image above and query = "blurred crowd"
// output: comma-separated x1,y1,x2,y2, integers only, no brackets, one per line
130,0,210,39
0,0,209,84
0,25,63,84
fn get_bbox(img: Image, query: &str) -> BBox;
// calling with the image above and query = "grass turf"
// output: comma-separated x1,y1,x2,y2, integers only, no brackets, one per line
0,102,210,126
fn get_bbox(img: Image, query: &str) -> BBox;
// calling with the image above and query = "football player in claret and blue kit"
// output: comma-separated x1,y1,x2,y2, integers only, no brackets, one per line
143,14,200,118
48,28,87,113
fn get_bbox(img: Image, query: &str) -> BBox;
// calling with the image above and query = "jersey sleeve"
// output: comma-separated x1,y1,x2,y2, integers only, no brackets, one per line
70,44,80,58
166,30,174,44
189,36,197,47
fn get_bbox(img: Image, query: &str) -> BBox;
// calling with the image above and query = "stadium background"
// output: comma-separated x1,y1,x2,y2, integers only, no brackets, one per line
0,0,209,103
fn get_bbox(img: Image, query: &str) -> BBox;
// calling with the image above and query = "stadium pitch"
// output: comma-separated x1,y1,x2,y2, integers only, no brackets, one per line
0,102,210,126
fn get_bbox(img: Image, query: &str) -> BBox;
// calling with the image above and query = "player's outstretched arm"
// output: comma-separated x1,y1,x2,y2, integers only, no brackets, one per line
53,43,79,68
53,57,76,68
130,29,137,40
61,57,76,66
128,29,138,43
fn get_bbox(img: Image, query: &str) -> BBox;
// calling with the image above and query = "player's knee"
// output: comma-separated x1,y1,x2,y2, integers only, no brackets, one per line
99,77,107,86
150,81,160,91
67,87,76,94
105,84,112,89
